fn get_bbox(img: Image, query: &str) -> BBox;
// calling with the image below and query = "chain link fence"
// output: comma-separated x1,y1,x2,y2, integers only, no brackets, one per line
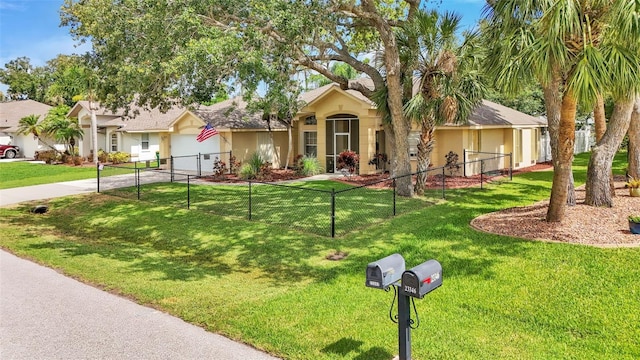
96,152,513,237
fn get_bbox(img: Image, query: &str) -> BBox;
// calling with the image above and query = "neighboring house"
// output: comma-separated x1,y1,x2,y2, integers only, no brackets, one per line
67,98,288,171
0,100,53,158
293,83,548,175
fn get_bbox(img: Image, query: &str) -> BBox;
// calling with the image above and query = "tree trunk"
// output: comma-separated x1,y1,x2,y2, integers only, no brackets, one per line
594,93,606,142
585,97,635,206
415,120,435,196
628,96,640,180
89,99,99,164
383,34,413,197
593,93,615,195
284,124,292,170
546,90,577,222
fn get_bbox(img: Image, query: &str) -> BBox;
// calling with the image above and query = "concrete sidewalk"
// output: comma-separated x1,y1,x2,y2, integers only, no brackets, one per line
0,250,278,360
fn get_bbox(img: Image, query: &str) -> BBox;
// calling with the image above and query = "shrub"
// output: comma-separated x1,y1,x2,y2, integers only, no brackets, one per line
213,157,227,177
248,152,264,173
337,150,359,175
97,150,109,163
239,163,256,180
229,155,241,175
293,154,304,169
296,156,322,176
625,178,640,189
108,152,130,164
257,162,273,181
35,150,57,164
73,156,84,166
445,151,460,176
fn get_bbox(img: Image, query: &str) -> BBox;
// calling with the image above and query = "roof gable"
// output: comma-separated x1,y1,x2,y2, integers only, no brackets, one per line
0,100,52,132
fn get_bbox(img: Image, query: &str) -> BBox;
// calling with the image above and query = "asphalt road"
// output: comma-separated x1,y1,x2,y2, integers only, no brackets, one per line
0,250,279,360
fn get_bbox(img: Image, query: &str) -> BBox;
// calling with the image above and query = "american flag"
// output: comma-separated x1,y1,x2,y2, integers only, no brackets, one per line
196,123,218,142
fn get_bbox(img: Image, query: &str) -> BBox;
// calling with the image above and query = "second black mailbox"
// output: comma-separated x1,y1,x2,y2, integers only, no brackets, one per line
400,259,442,299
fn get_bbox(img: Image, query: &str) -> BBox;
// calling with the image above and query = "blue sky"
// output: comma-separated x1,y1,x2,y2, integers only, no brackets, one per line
0,0,485,93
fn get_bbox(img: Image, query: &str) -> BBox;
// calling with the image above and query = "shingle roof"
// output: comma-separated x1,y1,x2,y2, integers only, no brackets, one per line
69,101,187,131
466,100,547,127
0,100,52,132
194,98,287,130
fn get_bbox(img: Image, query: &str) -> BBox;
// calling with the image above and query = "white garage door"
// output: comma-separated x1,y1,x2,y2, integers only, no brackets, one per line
171,134,220,172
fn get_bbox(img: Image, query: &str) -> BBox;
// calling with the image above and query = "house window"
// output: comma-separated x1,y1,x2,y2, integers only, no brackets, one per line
304,115,317,125
110,133,118,152
304,131,317,157
408,132,419,158
141,133,149,150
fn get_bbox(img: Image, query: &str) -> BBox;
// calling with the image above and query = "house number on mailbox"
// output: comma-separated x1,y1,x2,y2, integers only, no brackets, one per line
403,285,417,294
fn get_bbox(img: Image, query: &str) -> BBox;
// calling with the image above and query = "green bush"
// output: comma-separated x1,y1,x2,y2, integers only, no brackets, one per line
239,163,256,180
108,152,130,164
248,152,264,173
296,156,322,176
97,150,108,163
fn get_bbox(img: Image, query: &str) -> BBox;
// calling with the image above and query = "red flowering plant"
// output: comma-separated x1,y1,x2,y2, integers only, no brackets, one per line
337,150,360,177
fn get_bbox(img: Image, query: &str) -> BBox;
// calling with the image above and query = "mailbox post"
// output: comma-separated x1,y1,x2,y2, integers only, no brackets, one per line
366,255,442,360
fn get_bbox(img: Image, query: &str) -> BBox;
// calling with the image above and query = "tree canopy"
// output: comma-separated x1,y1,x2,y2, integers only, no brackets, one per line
61,0,433,196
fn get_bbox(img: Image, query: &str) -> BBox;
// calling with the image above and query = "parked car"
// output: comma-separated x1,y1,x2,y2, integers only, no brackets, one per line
0,144,20,159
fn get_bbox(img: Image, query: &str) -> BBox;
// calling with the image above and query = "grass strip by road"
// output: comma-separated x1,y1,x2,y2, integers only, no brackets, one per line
0,162,98,189
1,152,638,359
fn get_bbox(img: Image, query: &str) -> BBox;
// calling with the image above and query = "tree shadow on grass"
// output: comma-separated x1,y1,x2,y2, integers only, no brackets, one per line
4,169,555,288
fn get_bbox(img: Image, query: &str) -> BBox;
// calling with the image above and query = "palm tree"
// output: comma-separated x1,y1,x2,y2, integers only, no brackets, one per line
629,96,640,180
17,114,58,153
403,10,486,195
53,121,84,154
484,1,640,220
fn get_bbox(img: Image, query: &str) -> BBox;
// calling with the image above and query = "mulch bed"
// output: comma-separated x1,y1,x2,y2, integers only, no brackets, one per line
200,162,553,189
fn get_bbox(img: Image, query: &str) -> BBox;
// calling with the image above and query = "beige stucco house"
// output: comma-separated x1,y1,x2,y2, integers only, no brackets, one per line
292,83,547,175
67,83,546,176
0,100,53,158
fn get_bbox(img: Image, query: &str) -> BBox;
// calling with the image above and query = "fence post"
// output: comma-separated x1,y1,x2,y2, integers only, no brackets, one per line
509,152,513,181
331,188,336,238
442,166,446,199
187,175,191,209
170,156,174,182
96,162,100,193
248,181,252,220
137,169,141,200
197,153,201,177
480,160,484,190
393,179,397,216
463,149,466,177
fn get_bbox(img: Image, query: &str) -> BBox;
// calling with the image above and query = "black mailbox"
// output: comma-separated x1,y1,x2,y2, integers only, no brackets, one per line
365,253,405,290
400,260,442,299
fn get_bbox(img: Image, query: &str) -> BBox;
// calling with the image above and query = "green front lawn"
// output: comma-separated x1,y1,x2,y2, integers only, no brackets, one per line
1,152,638,359
0,162,99,189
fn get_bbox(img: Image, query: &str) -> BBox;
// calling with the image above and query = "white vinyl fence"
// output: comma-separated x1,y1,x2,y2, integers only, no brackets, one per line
539,127,594,162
